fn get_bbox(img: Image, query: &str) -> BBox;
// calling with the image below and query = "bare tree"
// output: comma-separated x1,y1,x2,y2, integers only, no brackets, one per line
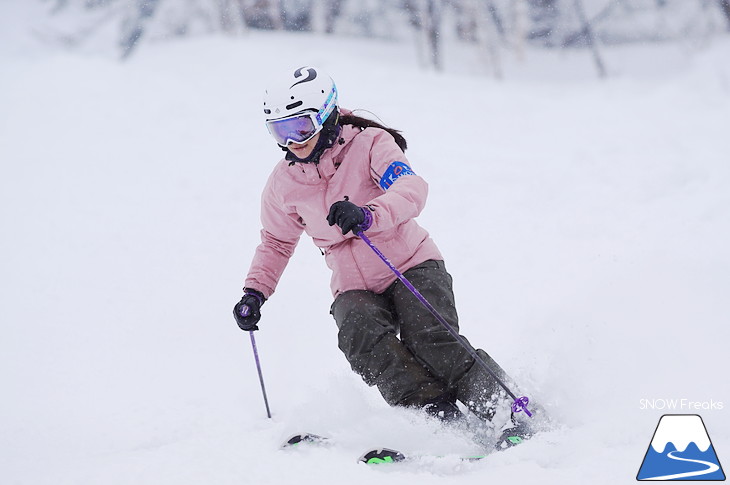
511,0,528,61
241,0,278,29
527,0,560,45
323,0,344,34
37,0,730,68
120,0,159,60
425,0,443,70
719,0,730,30
571,0,607,78
403,0,443,71
465,0,502,78
217,0,247,33
279,0,314,31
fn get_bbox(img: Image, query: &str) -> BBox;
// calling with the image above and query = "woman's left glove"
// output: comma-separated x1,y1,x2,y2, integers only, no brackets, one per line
233,288,266,331
327,200,373,235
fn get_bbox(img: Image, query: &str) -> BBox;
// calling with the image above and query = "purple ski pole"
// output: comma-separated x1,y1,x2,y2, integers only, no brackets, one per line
249,331,272,418
355,229,532,418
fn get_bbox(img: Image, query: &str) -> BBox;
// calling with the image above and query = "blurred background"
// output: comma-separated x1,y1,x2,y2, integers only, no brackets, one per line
7,0,730,74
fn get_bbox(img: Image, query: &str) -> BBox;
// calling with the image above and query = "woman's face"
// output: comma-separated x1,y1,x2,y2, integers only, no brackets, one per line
287,132,321,159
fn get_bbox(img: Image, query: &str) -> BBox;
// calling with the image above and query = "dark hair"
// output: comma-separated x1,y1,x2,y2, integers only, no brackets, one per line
340,113,408,152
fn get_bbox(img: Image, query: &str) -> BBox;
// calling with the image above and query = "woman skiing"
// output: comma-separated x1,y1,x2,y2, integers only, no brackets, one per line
234,66,534,445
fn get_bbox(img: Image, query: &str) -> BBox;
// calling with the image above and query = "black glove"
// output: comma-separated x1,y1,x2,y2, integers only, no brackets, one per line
327,200,371,235
233,288,265,331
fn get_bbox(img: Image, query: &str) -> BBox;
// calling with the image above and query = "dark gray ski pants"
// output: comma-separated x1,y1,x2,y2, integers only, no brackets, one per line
331,259,511,419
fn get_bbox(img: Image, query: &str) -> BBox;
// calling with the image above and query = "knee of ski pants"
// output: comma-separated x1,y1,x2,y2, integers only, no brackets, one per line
331,290,397,361
395,260,459,346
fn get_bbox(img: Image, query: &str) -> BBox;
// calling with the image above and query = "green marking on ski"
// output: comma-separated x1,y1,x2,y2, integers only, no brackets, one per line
367,456,395,464
364,453,487,464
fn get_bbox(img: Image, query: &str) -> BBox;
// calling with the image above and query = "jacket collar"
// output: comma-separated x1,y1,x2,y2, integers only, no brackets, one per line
283,108,361,180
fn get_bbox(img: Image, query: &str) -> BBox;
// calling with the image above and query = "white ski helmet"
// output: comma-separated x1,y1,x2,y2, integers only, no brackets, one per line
263,66,338,146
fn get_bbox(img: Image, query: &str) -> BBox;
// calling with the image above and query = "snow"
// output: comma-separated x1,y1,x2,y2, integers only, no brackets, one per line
2,8,729,485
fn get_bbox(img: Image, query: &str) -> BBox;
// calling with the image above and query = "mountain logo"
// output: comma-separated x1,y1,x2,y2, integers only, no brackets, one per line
637,414,725,481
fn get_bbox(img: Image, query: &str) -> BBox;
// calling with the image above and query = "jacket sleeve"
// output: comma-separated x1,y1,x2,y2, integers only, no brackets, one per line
244,171,304,299
364,129,428,233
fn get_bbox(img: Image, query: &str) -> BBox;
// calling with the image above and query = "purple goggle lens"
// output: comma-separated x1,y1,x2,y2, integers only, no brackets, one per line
266,113,318,146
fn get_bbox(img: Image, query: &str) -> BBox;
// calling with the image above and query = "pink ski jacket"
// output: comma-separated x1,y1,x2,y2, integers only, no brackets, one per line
245,114,443,299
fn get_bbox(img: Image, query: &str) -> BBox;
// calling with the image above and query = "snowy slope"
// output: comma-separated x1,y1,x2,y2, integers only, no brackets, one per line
2,9,729,485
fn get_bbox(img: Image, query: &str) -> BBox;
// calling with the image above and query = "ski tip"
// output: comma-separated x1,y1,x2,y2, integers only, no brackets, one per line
459,455,488,462
359,448,407,464
281,433,328,449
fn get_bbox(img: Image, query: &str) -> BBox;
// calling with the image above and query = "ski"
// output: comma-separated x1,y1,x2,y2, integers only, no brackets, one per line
358,448,487,464
283,423,534,463
359,425,533,464
281,432,329,449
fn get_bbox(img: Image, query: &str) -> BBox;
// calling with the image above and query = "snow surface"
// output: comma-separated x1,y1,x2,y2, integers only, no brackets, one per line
2,7,729,485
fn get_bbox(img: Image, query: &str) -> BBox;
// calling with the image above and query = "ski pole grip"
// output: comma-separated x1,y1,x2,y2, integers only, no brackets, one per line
511,396,532,417
239,305,251,317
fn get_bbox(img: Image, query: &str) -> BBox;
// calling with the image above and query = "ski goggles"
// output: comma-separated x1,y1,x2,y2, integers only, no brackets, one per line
266,111,322,147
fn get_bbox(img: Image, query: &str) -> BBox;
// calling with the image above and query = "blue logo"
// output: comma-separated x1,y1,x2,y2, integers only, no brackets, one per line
379,161,415,190
637,414,725,481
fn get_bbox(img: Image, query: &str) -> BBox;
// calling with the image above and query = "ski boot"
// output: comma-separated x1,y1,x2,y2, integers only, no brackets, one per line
494,411,537,450
422,392,467,424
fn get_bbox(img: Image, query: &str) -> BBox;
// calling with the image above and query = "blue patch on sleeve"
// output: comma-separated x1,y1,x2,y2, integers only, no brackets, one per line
379,161,416,190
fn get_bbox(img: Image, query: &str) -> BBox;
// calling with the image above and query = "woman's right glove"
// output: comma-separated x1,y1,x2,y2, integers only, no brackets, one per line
233,288,266,331
327,200,373,235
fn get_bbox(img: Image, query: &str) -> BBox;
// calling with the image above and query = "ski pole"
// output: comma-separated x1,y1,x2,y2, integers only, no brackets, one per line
355,229,532,418
249,331,272,418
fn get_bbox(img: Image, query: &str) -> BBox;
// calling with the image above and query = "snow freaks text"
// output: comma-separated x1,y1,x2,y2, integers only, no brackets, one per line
639,399,724,411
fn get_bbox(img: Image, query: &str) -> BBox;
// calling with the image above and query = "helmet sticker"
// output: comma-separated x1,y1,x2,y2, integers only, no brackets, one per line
316,86,337,124
379,161,415,190
291,67,317,88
